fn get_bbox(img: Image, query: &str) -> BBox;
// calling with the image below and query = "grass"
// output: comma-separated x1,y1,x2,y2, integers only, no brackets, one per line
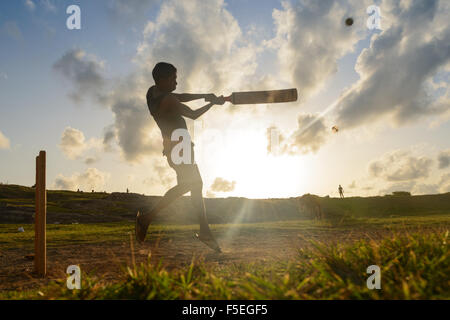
2,230,448,300
1,215,448,250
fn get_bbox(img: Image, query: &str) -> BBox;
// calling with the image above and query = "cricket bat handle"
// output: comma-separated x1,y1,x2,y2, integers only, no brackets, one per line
205,95,233,104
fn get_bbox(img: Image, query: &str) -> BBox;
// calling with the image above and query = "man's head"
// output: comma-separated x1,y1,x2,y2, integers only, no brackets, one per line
152,62,177,92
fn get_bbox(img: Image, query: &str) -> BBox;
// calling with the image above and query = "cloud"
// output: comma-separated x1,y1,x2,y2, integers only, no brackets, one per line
53,49,107,104
107,0,160,26
135,0,260,94
379,181,416,195
265,0,370,99
97,0,262,163
53,168,110,191
59,127,102,160
438,172,450,193
0,130,11,149
1,21,23,42
142,162,176,188
40,0,56,13
413,183,439,195
268,113,329,155
102,124,117,152
59,127,86,159
206,191,216,198
348,180,356,189
368,149,433,181
84,157,98,165
335,0,450,129
437,149,450,169
210,177,236,192
105,74,164,162
25,0,35,11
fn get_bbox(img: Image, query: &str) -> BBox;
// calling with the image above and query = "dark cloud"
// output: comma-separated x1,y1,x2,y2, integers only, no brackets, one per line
368,150,433,181
53,49,106,103
268,114,329,155
379,181,416,195
84,157,98,165
105,73,162,163
102,124,117,152
438,149,450,169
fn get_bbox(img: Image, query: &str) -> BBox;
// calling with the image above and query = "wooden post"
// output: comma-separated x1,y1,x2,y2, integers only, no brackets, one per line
34,151,46,276
34,156,39,272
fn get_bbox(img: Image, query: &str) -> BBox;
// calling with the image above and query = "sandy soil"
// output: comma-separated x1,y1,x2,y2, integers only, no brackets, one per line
0,225,433,292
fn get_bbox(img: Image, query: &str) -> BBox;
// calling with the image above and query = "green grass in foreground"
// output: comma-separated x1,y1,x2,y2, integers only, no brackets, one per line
2,230,449,300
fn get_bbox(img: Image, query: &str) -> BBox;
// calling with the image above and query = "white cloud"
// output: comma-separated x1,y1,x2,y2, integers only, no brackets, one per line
210,177,236,192
135,0,260,94
266,0,370,99
25,0,35,11
59,127,102,160
1,21,23,42
100,0,262,163
53,168,111,191
40,0,56,13
438,173,450,193
0,130,11,149
335,0,450,129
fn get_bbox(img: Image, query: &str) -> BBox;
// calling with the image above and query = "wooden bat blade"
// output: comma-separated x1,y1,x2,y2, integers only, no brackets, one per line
231,88,298,104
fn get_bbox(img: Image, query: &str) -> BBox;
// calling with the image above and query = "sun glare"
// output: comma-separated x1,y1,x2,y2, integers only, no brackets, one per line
195,127,310,198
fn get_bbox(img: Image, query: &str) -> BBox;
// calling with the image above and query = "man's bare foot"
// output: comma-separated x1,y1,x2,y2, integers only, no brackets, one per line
135,211,149,244
195,232,222,253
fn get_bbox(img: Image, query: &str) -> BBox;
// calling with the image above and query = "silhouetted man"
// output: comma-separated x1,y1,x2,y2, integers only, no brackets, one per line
135,62,224,252
338,184,344,198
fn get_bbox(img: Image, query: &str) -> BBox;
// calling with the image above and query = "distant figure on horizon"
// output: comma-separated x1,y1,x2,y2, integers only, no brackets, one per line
338,185,344,198
126,188,129,194
135,62,225,252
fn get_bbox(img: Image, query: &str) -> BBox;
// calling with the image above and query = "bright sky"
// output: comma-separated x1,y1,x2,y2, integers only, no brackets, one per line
1,0,449,198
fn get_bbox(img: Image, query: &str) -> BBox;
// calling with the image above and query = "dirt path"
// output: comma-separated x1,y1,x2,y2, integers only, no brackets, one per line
0,225,433,292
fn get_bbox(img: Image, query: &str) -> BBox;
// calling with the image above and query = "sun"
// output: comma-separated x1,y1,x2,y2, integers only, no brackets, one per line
194,127,310,198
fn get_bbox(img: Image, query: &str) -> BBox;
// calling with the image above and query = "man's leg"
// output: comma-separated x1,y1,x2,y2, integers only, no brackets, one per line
188,166,221,251
136,182,190,243
141,183,190,225
190,182,211,236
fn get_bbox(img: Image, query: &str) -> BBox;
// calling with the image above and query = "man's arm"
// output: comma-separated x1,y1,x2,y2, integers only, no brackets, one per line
172,93,216,103
161,95,224,120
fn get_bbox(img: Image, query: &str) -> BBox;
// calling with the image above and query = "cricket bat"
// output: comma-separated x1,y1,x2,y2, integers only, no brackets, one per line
208,88,298,105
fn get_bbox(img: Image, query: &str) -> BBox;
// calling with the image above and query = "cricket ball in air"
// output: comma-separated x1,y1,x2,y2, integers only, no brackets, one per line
345,17,354,26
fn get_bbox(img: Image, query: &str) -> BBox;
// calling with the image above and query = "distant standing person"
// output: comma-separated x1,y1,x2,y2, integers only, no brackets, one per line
338,185,344,198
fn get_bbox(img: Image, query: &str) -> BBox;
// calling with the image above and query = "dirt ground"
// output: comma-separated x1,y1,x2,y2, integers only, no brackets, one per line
0,225,432,292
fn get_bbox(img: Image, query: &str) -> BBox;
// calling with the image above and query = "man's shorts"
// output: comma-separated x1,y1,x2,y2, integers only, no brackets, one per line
164,142,203,186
